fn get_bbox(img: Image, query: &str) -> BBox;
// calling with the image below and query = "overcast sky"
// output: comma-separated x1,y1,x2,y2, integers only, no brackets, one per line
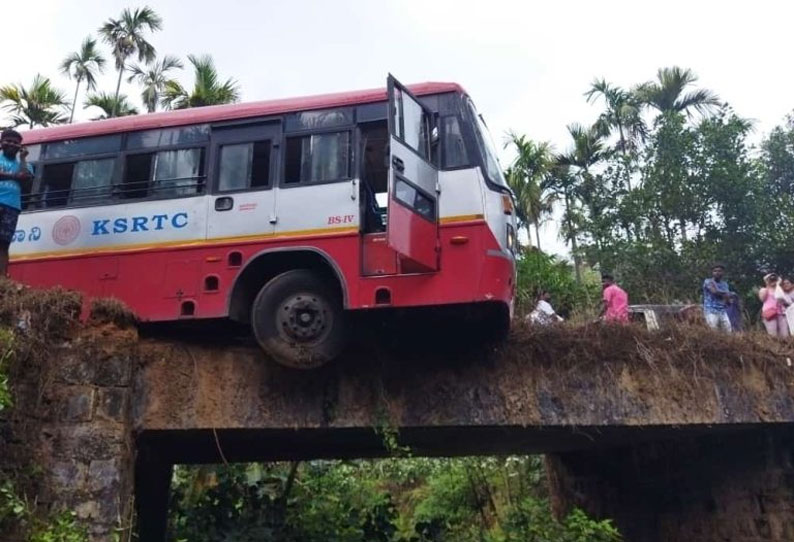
2,0,792,255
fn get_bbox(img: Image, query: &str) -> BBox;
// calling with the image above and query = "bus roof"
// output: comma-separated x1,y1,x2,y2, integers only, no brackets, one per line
21,81,465,145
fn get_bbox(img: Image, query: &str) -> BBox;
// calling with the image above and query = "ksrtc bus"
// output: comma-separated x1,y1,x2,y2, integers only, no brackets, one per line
9,75,517,367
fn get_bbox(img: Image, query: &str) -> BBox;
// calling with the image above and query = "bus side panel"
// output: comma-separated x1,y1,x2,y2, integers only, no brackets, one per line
355,220,513,310
10,231,363,322
10,221,511,320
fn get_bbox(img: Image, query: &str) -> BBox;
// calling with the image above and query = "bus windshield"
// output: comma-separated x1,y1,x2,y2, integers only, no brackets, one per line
467,101,507,188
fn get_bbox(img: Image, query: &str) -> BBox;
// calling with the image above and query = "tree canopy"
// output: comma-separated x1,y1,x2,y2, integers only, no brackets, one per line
0,75,68,129
161,54,241,110
60,36,106,123
509,66,793,319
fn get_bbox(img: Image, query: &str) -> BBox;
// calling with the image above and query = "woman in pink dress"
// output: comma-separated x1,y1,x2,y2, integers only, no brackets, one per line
759,273,788,338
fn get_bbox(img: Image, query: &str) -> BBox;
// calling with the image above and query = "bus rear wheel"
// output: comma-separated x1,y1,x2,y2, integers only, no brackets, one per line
251,269,347,369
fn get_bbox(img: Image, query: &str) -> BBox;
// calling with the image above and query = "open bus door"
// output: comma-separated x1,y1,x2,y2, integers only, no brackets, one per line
386,75,440,272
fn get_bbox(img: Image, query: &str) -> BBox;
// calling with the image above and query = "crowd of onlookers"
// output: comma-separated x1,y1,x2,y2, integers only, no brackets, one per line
702,265,793,338
526,264,794,339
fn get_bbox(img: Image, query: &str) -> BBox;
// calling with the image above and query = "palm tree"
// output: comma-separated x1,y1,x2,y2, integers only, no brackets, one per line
99,6,163,117
0,75,69,129
84,92,139,120
585,78,646,190
553,124,606,281
60,36,106,123
505,133,555,250
127,55,183,113
634,66,721,118
556,123,606,175
635,67,720,244
161,54,240,110
548,163,584,283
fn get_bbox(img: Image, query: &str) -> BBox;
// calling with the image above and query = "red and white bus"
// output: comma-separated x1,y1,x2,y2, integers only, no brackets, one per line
9,75,516,367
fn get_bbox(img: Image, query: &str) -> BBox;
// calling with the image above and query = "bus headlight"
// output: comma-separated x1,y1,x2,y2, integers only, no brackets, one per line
506,224,516,253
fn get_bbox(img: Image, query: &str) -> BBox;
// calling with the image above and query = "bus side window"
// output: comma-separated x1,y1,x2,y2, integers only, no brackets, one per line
151,148,206,198
284,131,350,184
69,158,115,206
20,145,41,211
122,153,155,199
122,148,206,201
41,163,75,208
441,116,469,169
20,163,36,211
218,141,271,192
41,158,116,208
392,87,431,159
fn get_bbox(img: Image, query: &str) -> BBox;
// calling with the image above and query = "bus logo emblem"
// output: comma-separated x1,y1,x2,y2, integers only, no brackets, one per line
52,216,81,246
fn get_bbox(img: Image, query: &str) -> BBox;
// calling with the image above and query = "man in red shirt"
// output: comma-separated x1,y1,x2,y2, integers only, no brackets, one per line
599,274,629,323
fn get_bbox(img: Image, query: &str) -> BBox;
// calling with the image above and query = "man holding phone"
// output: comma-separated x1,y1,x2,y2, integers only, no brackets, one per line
0,128,34,276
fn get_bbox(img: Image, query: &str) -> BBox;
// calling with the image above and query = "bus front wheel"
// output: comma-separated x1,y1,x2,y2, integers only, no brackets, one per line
251,269,347,369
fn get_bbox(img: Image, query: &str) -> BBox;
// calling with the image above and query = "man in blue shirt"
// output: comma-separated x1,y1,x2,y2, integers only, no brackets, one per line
703,264,733,333
0,129,34,276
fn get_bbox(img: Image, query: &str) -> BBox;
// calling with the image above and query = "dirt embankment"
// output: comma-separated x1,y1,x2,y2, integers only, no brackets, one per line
501,323,794,425
135,314,794,434
2,279,794,437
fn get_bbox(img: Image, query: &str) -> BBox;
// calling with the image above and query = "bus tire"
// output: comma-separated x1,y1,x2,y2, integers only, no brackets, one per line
251,269,347,369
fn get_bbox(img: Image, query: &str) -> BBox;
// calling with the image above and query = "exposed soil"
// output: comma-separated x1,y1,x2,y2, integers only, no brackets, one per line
2,279,794,438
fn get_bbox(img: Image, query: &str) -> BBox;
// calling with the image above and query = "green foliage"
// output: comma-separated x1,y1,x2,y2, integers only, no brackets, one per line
169,461,398,542
518,66,794,318
0,479,88,542
503,500,620,542
60,37,106,92
84,92,139,120
634,66,721,117
30,511,88,542
60,36,106,122
561,509,620,542
577,106,773,308
98,6,163,117
516,250,599,316
168,458,620,542
504,134,555,249
0,74,69,128
127,55,184,113
161,55,240,110
0,479,26,525
374,409,412,457
0,327,14,411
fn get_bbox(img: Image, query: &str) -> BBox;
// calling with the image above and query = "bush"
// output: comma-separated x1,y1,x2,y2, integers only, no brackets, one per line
516,250,600,318
30,511,88,542
0,328,13,412
504,498,620,542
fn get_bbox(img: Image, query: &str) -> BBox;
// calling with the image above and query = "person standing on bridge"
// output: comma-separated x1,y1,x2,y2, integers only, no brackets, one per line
599,274,629,324
0,129,34,277
703,264,733,333
759,273,789,338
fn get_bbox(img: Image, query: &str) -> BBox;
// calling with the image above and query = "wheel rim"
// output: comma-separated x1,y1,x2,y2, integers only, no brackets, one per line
277,292,332,344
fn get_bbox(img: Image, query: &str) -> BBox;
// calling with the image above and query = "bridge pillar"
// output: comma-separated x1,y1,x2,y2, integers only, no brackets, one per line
1,329,137,542
546,428,794,542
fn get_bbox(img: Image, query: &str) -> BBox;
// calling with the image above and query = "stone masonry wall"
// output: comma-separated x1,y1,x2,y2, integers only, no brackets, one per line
3,295,794,540
0,324,137,541
546,428,794,542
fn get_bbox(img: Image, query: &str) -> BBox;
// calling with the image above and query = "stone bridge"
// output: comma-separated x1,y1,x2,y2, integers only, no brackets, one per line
5,321,794,541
